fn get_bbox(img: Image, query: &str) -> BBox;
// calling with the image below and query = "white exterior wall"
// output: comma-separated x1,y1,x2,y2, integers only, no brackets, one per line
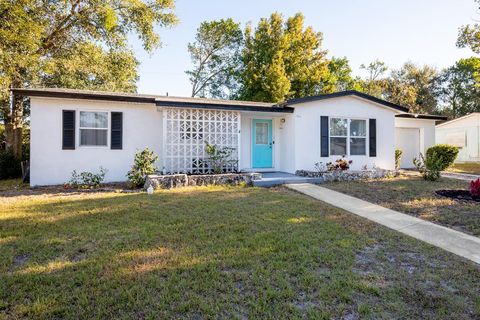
291,96,397,171
30,97,162,186
395,118,436,155
436,114,480,162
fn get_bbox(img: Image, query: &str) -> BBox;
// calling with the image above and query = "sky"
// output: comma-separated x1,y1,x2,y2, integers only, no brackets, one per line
131,0,478,97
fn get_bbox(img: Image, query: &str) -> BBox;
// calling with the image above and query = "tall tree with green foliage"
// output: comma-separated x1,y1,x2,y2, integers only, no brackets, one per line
0,0,177,158
321,57,359,93
186,19,243,99
384,62,438,114
357,60,388,97
457,0,480,54
434,57,480,118
239,13,329,102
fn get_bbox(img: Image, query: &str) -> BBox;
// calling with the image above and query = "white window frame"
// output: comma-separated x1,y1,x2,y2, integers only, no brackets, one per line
78,110,109,148
329,117,368,156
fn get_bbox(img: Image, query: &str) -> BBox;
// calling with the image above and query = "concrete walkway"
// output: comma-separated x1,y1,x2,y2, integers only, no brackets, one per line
287,183,480,264
441,172,480,181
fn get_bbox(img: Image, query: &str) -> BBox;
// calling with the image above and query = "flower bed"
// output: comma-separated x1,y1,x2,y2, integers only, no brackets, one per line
144,172,261,190
295,169,397,182
435,190,480,203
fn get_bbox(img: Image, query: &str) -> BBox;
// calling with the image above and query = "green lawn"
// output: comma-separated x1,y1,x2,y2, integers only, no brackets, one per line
1,185,479,319
324,175,480,237
447,163,480,175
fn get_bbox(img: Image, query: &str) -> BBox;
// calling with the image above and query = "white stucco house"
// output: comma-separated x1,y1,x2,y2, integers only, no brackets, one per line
13,88,446,186
436,113,480,163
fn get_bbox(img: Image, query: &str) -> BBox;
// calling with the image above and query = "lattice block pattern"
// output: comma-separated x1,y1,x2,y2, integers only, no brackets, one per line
164,108,240,174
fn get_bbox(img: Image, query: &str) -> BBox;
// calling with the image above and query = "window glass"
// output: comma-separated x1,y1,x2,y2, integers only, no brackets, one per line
330,137,347,155
350,120,366,137
80,112,108,128
79,111,108,146
330,118,347,136
255,122,269,145
350,138,366,155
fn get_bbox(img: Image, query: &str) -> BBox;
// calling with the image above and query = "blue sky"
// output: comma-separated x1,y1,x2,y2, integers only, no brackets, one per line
132,0,478,96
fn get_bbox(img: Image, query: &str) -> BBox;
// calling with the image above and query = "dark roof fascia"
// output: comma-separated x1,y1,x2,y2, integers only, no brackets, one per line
286,90,409,113
395,113,448,121
155,100,294,113
11,89,154,104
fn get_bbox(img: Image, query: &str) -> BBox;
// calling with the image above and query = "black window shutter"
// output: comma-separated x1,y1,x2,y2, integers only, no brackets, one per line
320,116,329,157
369,118,377,157
62,110,75,150
111,112,123,150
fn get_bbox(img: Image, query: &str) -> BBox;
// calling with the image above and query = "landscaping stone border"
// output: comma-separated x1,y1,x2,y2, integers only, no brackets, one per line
145,172,262,190
295,169,398,182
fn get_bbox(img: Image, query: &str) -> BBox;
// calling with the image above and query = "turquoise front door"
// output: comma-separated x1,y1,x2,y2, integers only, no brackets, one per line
252,119,273,168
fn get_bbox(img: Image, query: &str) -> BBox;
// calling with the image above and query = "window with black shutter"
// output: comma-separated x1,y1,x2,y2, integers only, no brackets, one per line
62,110,75,150
320,116,329,157
369,118,377,157
111,112,123,150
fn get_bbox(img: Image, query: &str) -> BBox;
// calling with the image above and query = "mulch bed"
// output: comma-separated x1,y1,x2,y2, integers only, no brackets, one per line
435,190,480,203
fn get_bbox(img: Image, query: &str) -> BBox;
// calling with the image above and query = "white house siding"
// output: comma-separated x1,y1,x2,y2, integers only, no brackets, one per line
436,114,480,162
394,118,436,168
291,96,397,171
30,97,161,186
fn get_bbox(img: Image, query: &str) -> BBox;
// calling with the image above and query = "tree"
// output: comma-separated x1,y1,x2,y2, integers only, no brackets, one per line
457,0,480,54
239,12,329,102
357,60,388,97
0,0,177,158
186,19,243,99
434,57,480,118
320,57,358,93
384,62,438,114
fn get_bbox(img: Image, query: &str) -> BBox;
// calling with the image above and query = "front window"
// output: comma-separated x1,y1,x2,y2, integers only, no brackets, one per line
79,111,108,146
330,118,367,156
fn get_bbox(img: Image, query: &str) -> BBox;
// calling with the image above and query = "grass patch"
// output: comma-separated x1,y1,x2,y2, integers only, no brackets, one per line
324,175,480,236
446,163,480,175
0,179,27,192
0,185,479,318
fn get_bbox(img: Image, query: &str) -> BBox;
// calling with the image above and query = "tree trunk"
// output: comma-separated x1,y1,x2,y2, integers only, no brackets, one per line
4,92,23,159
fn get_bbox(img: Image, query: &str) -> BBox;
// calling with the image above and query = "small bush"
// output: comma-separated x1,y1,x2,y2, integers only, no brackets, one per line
327,157,352,171
413,152,444,181
395,149,403,170
425,144,459,171
470,178,480,197
127,148,158,188
204,143,237,174
68,167,107,188
0,150,22,179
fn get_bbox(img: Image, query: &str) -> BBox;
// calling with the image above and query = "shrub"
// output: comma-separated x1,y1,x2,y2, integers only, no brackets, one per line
395,149,403,170
69,167,107,188
204,143,237,174
425,144,459,171
470,178,480,197
413,152,444,181
127,148,158,188
0,150,22,179
327,157,352,171
314,161,327,172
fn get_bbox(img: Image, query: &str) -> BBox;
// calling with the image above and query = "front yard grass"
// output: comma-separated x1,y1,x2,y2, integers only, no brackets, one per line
446,163,480,175
324,175,480,237
1,185,479,319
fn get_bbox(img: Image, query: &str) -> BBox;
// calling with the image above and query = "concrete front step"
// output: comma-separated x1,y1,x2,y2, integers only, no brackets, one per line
252,172,323,187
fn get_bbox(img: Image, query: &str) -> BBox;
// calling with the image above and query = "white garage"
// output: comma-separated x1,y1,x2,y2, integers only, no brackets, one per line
394,114,447,169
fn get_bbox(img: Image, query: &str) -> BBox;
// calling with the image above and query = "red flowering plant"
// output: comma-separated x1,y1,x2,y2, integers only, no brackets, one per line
327,157,352,171
470,178,480,197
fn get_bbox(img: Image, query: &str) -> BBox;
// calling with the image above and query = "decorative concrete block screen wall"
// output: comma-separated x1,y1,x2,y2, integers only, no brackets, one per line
164,108,240,174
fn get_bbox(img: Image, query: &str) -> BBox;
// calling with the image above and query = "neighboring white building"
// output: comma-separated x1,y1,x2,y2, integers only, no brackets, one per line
436,113,480,163
13,88,446,186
